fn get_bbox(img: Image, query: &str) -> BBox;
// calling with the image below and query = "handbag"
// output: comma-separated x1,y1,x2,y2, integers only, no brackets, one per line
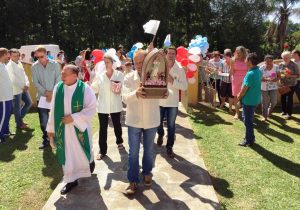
278,86,291,95
111,81,122,94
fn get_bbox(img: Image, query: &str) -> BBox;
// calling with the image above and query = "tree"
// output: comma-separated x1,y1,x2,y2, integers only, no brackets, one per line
265,0,300,54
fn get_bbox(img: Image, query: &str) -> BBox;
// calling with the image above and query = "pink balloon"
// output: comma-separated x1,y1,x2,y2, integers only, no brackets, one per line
181,59,189,67
187,63,197,71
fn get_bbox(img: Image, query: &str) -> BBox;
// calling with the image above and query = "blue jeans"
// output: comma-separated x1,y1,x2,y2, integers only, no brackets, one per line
0,100,13,139
242,103,256,143
157,106,178,149
13,92,32,127
127,126,156,183
37,106,50,145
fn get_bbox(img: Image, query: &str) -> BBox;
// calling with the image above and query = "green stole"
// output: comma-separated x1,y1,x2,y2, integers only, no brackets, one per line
54,80,91,165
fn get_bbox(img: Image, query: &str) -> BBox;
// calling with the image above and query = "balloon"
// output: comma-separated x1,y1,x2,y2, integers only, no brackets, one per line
177,46,188,57
128,50,134,59
188,47,201,55
176,54,184,62
187,63,197,72
134,42,143,49
186,70,195,78
181,59,189,67
107,48,116,55
91,49,104,65
188,77,196,84
188,54,200,63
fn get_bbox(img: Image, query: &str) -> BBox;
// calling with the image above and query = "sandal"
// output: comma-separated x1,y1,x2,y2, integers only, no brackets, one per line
117,144,125,150
96,154,106,160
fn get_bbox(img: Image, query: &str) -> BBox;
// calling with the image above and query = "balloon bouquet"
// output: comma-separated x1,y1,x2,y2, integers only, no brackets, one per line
176,35,209,84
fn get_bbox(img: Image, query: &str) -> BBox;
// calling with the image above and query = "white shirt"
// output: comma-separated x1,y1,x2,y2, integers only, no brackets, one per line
0,63,13,101
260,64,279,91
46,81,96,183
122,71,160,129
91,70,124,114
6,60,29,95
159,61,187,107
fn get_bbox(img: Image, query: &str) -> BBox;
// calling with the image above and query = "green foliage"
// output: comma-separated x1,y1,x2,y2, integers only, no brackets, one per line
0,0,271,60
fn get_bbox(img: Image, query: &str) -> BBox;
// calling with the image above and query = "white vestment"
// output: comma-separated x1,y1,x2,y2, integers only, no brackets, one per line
46,80,96,183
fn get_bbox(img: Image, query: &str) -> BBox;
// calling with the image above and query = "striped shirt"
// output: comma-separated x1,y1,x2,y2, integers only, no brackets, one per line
220,61,231,83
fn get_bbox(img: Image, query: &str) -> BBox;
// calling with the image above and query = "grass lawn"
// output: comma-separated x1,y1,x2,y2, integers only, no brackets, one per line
0,108,99,210
190,103,300,210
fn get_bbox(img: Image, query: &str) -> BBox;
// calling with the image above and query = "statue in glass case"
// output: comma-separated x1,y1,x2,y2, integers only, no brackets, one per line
142,48,168,98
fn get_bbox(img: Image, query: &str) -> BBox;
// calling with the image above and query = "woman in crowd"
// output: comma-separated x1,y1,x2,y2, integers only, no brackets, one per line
278,51,299,120
208,51,222,105
231,46,248,119
219,49,234,112
259,55,280,121
82,50,94,83
91,53,124,160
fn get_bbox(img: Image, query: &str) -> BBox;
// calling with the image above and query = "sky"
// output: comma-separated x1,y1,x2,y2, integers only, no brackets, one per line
268,2,300,23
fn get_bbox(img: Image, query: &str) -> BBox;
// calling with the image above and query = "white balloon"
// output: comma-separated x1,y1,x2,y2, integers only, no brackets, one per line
134,42,143,49
188,77,196,84
188,54,200,63
107,48,116,55
187,63,197,71
188,47,201,55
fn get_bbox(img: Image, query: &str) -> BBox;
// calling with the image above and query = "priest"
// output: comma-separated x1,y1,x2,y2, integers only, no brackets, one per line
46,64,96,195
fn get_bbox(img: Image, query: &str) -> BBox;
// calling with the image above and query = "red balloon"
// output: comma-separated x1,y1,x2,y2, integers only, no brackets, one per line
92,49,104,64
186,70,195,78
176,54,184,62
177,46,188,57
181,58,189,67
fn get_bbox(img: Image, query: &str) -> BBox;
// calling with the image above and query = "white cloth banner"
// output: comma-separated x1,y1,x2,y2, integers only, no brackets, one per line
143,20,160,35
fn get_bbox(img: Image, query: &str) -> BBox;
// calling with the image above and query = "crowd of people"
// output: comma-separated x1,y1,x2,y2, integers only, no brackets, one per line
0,43,299,196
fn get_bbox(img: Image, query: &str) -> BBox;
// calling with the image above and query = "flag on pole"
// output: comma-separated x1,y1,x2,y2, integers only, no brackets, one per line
143,20,160,35
164,34,171,47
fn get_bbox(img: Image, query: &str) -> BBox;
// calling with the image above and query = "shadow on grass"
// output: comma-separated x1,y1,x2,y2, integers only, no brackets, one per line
161,153,223,209
54,174,108,210
190,103,233,126
0,128,33,162
254,121,294,143
251,143,300,178
42,147,63,190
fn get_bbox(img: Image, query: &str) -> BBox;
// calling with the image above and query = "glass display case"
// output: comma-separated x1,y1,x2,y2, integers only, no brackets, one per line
141,48,168,98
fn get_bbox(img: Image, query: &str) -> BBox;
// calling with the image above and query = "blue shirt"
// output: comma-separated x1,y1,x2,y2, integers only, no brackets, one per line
242,66,262,106
31,60,61,100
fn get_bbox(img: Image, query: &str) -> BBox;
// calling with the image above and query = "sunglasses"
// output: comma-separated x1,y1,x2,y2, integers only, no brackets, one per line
36,55,45,59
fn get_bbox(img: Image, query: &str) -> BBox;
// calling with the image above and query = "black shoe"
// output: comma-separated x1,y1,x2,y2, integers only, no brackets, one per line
166,148,175,158
0,138,6,143
39,141,50,150
60,180,78,195
157,136,163,146
90,161,95,173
